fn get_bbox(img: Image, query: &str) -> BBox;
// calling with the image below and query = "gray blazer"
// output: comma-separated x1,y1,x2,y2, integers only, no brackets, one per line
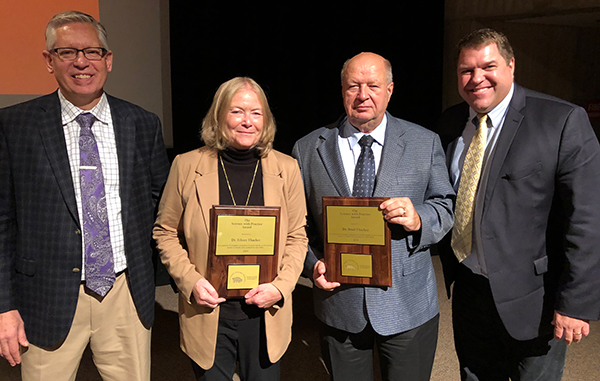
292,112,455,335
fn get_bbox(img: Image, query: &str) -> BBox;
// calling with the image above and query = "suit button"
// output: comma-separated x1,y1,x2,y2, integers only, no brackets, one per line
75,229,81,235
72,268,81,273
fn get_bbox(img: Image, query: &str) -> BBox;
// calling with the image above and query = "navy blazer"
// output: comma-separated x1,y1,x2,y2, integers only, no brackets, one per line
0,92,170,347
436,84,600,340
292,113,455,336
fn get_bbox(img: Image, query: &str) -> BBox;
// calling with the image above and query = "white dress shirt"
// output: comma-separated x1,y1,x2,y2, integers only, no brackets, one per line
338,114,387,193
59,91,127,279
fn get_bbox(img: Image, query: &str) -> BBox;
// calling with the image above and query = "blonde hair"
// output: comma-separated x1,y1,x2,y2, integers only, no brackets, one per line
200,77,276,156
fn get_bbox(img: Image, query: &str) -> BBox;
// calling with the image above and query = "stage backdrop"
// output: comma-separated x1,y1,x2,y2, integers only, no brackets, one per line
169,3,445,156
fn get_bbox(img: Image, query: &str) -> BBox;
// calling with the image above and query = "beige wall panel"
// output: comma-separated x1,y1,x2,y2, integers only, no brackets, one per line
446,0,600,19
442,1,600,113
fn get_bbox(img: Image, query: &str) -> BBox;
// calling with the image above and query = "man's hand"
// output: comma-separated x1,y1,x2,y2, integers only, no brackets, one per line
0,310,29,366
313,259,341,291
191,278,225,309
380,197,421,231
552,311,590,345
245,283,283,309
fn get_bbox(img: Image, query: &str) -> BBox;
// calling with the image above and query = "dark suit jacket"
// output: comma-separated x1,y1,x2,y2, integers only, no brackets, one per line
436,84,600,340
0,91,170,347
292,113,455,336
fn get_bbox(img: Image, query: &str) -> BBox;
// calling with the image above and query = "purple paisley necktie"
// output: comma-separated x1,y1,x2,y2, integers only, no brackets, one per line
77,112,115,296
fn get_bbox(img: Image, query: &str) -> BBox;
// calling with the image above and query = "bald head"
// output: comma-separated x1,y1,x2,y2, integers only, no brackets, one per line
341,53,393,85
341,52,394,132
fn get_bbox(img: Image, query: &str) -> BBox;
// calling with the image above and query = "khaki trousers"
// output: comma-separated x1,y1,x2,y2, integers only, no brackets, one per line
21,273,151,381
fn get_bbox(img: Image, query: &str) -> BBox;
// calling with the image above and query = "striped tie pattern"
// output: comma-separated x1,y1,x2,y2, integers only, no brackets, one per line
451,114,488,262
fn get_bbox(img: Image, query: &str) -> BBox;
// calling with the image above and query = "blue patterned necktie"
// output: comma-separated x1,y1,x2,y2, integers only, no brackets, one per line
352,135,376,197
77,112,115,296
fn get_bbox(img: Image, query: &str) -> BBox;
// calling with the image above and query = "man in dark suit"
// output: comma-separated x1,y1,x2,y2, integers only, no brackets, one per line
437,28,600,380
0,11,169,380
292,52,455,380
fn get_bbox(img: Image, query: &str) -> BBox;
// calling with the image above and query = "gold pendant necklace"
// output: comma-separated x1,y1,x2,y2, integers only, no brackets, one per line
219,155,260,206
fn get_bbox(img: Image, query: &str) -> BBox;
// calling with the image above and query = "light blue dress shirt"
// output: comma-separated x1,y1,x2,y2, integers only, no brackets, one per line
450,84,515,276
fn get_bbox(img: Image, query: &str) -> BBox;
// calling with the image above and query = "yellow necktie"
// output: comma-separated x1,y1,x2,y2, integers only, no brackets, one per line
452,114,488,262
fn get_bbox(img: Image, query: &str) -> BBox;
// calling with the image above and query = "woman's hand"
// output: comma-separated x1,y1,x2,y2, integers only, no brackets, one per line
245,283,283,309
191,278,226,308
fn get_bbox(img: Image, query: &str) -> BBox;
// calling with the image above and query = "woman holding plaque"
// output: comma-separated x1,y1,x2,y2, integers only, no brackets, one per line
153,77,308,380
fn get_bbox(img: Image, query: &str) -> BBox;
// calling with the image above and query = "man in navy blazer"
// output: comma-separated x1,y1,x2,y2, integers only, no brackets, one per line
0,11,169,380
437,28,600,380
292,52,454,380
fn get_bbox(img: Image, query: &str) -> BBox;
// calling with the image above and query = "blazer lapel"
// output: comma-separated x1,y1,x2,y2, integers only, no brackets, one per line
483,85,526,210
109,96,136,230
262,153,284,207
37,93,80,226
374,116,407,197
193,149,219,235
316,123,351,197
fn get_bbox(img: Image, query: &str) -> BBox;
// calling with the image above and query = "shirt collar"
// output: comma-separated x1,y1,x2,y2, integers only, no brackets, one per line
469,83,515,128
341,113,388,148
59,91,109,125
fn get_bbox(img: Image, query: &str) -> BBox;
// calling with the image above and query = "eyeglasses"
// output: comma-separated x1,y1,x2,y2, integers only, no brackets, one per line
51,47,108,61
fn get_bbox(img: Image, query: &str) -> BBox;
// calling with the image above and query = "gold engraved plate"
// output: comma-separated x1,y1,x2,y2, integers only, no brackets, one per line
227,264,260,289
326,206,385,246
340,253,373,278
215,215,277,256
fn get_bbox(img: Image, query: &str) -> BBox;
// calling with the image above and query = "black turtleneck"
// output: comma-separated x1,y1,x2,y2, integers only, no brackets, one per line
218,147,264,207
217,147,264,320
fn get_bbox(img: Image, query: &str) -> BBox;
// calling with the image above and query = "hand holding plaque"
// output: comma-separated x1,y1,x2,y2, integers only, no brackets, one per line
244,283,283,309
380,197,422,232
313,259,341,291
192,278,226,308
323,197,392,287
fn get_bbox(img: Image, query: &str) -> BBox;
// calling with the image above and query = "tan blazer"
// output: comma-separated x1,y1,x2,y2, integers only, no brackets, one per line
153,147,308,369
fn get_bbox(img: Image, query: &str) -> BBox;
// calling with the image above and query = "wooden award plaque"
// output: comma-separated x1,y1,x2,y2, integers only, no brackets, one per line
323,196,392,287
206,205,280,298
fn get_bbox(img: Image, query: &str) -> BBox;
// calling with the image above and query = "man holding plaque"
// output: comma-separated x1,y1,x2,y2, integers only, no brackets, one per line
292,52,455,380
